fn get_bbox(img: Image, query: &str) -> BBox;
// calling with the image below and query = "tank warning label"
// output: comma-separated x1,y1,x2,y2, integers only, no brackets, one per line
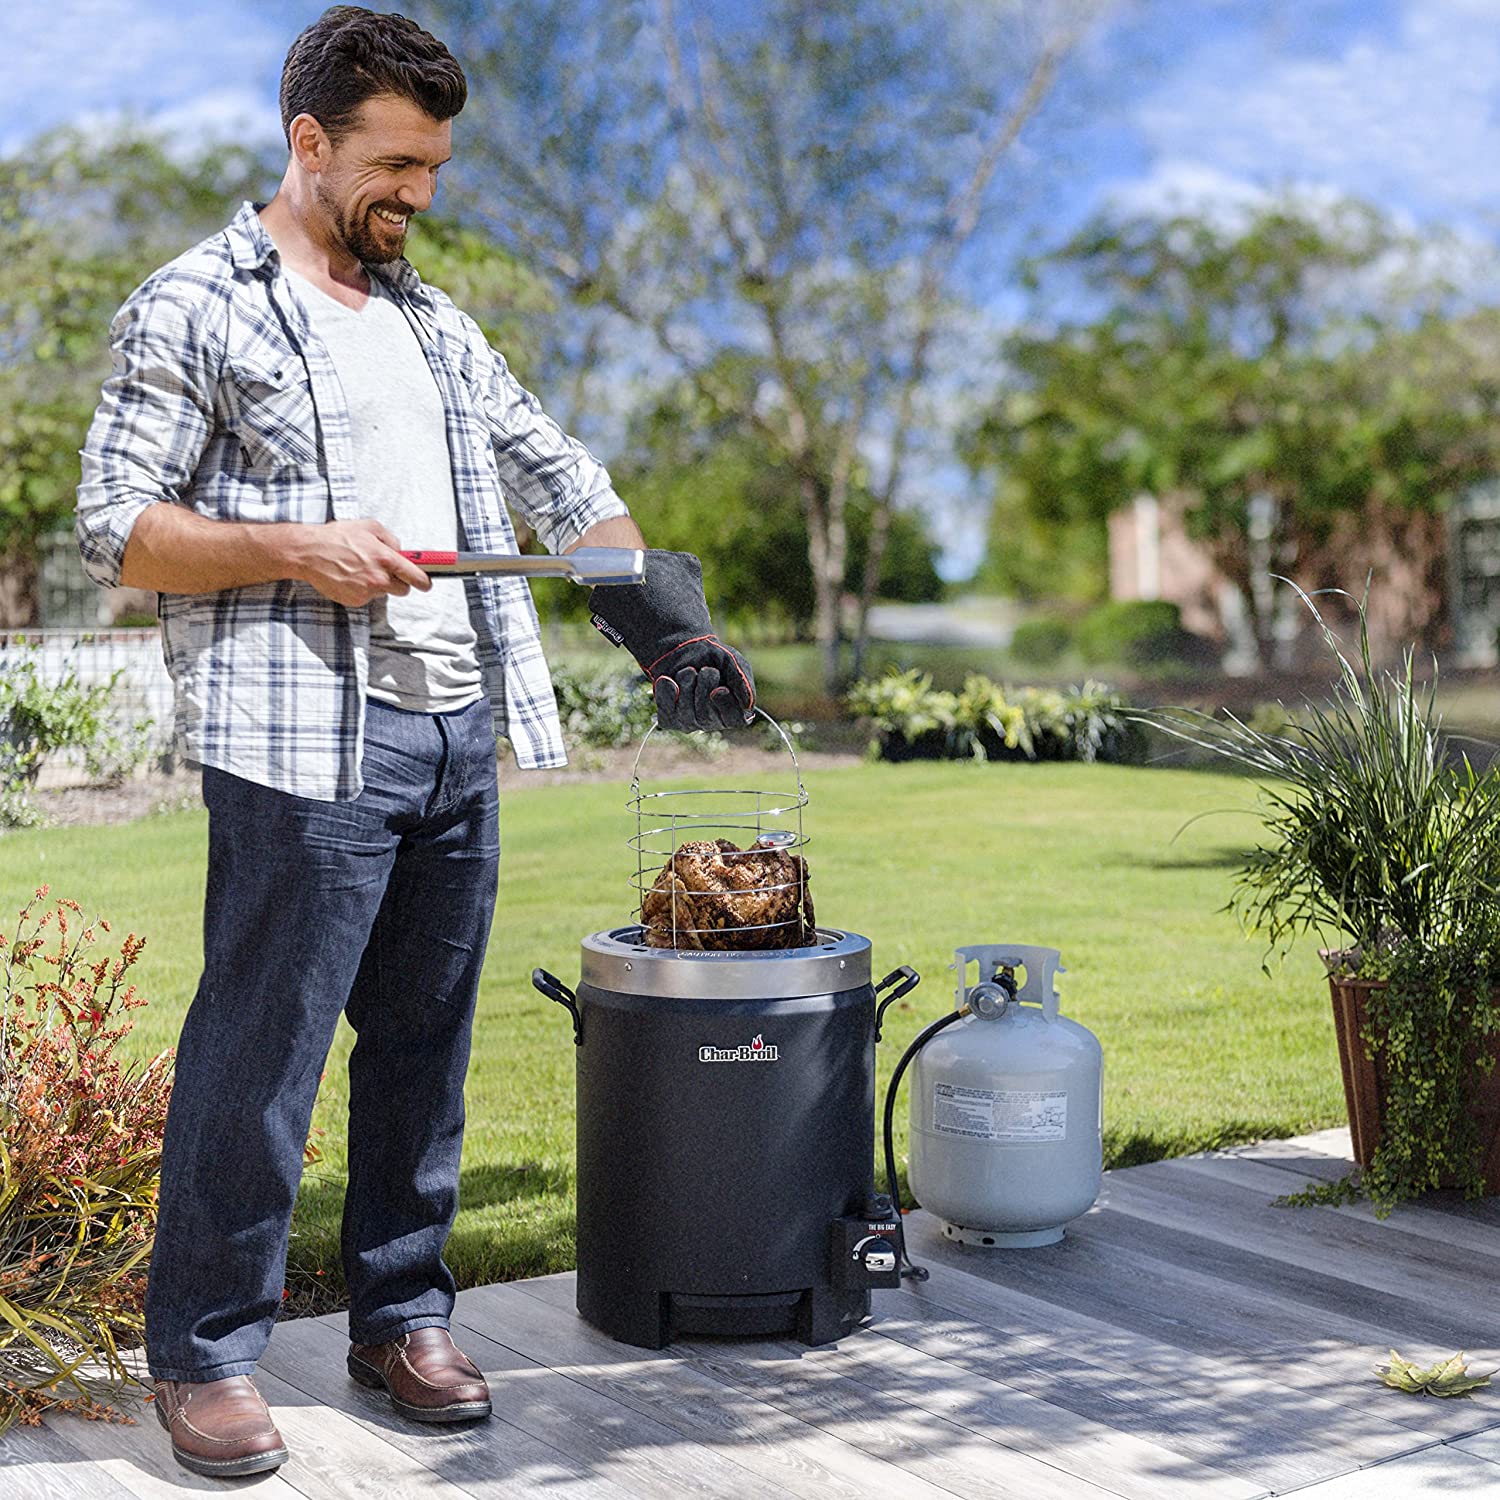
932,1084,1067,1142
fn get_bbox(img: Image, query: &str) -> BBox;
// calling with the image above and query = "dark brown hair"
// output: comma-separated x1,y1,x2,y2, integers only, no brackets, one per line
279,6,467,147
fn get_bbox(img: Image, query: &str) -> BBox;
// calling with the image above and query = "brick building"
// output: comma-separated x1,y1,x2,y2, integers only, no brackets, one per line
1109,488,1498,673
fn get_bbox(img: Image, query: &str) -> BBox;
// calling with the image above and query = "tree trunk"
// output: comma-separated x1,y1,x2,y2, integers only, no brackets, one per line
0,549,39,628
849,500,891,683
803,473,846,698
1205,524,1266,673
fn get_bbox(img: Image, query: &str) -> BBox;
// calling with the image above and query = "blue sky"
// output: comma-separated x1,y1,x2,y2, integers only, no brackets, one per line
6,0,1500,574
8,0,1496,233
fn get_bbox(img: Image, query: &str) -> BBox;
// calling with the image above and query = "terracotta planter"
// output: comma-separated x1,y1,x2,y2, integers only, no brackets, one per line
1326,973,1500,1194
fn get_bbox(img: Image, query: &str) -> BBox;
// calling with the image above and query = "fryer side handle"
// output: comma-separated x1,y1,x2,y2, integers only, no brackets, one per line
532,968,582,1046
874,965,921,1043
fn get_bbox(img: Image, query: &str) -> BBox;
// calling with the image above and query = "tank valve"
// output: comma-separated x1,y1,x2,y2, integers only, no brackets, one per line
968,980,1012,1021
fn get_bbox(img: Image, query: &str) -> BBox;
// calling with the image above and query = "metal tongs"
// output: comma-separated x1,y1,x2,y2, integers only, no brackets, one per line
400,547,645,586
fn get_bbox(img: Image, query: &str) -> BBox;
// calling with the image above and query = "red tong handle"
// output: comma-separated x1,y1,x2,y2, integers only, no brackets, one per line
402,550,458,567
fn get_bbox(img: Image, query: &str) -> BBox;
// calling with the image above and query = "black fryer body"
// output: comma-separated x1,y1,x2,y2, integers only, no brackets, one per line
572,980,876,1347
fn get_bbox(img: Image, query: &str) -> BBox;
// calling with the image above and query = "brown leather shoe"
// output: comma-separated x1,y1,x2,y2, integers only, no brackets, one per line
347,1326,492,1423
152,1374,289,1477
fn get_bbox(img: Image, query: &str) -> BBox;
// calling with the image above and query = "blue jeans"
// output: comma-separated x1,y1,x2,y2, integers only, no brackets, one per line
145,698,500,1382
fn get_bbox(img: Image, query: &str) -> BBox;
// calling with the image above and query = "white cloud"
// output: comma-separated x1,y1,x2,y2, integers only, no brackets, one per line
42,86,284,163
1,0,288,154
151,88,284,149
1104,160,1272,224
1124,0,1500,229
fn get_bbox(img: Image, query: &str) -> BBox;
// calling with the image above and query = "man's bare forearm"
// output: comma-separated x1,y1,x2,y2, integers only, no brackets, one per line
566,513,645,553
124,501,645,600
118,502,309,593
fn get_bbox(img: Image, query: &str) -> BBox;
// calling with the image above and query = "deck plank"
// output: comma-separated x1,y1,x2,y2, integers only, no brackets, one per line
907,1183,1500,1447
515,1263,1469,1499
940,1200,1461,1357
41,1398,308,1500
258,1312,633,1499
1075,1199,1500,1357
1227,1133,1500,1228
705,1317,1261,1500
416,1298,789,1499
242,1360,477,1499
885,1252,1423,1492
1109,1154,1500,1301
891,1240,1488,1443
1170,1154,1500,1259
1,1130,1494,1500
464,1275,962,1500
1281,1443,1500,1498
666,1331,1127,1500
1457,1428,1500,1464
1097,1169,1500,1343
0,1418,142,1500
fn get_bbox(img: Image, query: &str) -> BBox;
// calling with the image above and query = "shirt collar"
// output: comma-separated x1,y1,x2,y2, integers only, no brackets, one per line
225,199,426,299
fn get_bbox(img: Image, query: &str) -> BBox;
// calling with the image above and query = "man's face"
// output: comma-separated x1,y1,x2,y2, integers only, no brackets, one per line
304,94,452,265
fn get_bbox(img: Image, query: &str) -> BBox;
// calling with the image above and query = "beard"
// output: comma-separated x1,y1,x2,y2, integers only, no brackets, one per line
314,177,407,265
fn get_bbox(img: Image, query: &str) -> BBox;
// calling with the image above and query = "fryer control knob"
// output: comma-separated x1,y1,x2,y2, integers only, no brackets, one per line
832,1215,902,1290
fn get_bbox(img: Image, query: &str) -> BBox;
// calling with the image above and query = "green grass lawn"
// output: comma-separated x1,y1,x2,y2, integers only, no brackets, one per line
0,760,1344,1313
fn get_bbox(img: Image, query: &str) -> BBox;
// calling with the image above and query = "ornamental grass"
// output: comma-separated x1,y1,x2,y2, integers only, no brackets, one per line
1146,583,1500,1210
0,886,171,1432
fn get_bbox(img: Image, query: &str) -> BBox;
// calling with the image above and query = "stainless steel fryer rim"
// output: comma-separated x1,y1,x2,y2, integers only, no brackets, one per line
579,925,872,999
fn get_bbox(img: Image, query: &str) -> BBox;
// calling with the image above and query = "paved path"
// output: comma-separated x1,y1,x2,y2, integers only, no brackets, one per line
3,1128,1497,1497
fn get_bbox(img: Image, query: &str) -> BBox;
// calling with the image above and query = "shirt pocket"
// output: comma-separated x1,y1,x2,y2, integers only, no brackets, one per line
226,354,320,472
441,336,486,411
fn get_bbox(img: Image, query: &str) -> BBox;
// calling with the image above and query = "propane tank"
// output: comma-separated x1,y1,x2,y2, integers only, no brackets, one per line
908,944,1102,1247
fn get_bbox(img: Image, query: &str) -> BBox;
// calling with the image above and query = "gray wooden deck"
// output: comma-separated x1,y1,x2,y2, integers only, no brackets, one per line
3,1127,1499,1499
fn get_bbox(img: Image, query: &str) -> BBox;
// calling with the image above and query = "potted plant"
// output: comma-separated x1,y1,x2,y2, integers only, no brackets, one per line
1150,584,1500,1214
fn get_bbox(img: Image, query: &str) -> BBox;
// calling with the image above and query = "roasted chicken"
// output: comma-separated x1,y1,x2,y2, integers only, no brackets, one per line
641,837,816,950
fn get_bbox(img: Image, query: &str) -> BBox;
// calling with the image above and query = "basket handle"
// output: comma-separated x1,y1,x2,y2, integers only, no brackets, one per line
630,705,803,791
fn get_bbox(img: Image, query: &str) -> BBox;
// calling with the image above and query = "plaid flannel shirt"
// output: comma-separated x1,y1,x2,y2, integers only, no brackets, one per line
76,201,628,800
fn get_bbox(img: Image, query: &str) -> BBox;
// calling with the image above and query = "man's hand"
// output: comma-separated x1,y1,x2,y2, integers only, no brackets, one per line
649,645,756,732
287,519,432,607
587,550,756,731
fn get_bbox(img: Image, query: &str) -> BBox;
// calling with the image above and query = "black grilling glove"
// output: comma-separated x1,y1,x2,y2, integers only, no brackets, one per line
588,550,756,731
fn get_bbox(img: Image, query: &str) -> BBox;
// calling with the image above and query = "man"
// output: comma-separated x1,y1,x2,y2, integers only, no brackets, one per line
76,6,753,1480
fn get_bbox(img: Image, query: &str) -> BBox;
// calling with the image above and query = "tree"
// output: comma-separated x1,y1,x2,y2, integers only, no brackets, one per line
963,197,1500,665
0,133,268,620
421,0,1098,689
536,369,943,636
0,128,551,625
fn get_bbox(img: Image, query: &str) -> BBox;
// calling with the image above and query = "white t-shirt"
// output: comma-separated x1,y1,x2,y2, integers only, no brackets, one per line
286,265,483,712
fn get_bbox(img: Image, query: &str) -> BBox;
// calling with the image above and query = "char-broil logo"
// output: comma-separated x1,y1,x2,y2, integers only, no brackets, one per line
698,1033,779,1064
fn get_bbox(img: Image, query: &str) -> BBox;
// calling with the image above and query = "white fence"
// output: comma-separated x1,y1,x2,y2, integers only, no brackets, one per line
0,628,177,779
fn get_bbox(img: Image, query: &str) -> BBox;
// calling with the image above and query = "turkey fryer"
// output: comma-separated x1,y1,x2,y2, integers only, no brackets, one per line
532,715,921,1349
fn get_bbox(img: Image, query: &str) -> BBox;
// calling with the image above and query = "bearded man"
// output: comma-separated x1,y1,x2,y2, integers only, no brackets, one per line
76,5,752,1478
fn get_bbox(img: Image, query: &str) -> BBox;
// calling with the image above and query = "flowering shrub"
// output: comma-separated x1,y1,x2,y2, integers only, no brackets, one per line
0,888,171,1432
0,652,154,828
844,669,961,757
551,663,728,756
551,664,658,748
846,668,1145,765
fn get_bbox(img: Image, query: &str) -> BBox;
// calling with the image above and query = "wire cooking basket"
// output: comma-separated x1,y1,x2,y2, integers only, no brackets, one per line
628,709,815,950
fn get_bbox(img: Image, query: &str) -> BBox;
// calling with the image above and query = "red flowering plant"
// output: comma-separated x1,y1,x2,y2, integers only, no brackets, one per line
0,886,172,1432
